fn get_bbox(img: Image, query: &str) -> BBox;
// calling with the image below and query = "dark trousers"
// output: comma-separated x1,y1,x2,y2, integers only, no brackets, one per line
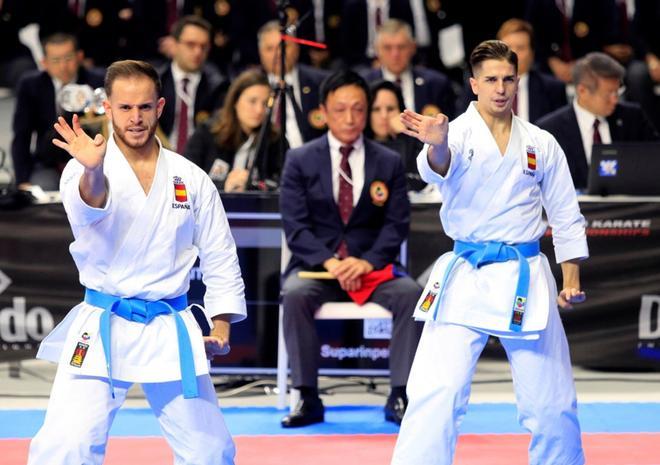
281,270,423,389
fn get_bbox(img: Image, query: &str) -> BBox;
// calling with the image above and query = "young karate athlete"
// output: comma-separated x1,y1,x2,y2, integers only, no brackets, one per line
28,60,246,465
391,40,588,465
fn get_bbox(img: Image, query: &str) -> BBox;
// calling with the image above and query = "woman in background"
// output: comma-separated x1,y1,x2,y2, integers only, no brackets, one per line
185,69,284,191
367,80,426,192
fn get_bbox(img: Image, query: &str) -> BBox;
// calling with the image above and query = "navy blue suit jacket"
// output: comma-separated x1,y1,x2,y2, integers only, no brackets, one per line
536,102,660,189
11,67,105,185
158,64,227,138
280,135,410,277
296,64,331,142
364,66,456,119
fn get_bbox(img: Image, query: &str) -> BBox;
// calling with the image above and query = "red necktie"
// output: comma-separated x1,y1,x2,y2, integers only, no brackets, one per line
375,6,382,28
336,145,354,259
177,77,190,154
593,119,602,145
559,0,573,61
167,0,179,34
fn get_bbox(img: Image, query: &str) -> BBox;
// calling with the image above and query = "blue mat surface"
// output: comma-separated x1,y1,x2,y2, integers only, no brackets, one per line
3,403,660,439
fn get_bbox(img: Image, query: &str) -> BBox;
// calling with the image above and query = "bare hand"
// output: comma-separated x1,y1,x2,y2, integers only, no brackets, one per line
203,336,231,359
224,169,249,192
548,57,574,83
325,256,373,292
52,114,106,170
400,109,449,146
557,288,586,309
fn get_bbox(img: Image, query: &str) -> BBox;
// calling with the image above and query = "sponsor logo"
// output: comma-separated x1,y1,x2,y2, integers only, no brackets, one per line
598,159,618,177
320,344,390,361
638,295,660,360
545,219,652,238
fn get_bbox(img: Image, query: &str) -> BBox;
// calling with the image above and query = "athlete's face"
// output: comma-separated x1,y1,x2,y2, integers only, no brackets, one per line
103,77,165,150
470,59,519,118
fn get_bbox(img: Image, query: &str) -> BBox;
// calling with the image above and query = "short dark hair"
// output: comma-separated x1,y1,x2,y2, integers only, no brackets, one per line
41,32,78,53
104,60,162,97
369,79,405,112
171,15,212,39
319,70,371,106
572,52,625,91
496,18,534,51
469,40,518,77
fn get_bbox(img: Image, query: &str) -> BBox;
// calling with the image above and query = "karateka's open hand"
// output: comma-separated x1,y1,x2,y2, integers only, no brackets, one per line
400,109,449,146
204,318,231,358
557,288,586,309
52,114,106,170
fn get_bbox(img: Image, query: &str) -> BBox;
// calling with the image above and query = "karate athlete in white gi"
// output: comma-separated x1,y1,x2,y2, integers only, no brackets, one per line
390,40,589,465
27,60,247,465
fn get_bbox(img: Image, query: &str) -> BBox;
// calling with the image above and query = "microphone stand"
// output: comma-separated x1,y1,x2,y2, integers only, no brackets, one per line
248,0,326,191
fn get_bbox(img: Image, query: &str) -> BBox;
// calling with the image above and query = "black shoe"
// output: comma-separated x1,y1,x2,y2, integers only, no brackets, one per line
384,394,407,425
281,397,325,428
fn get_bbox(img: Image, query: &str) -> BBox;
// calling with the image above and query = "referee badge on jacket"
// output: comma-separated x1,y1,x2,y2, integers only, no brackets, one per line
369,180,389,206
174,177,188,202
308,107,326,129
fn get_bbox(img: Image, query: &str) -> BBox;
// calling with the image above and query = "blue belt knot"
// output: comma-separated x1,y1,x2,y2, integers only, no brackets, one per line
432,240,540,331
84,288,198,399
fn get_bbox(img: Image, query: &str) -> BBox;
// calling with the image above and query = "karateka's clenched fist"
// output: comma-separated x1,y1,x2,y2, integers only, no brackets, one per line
399,109,449,147
52,114,106,170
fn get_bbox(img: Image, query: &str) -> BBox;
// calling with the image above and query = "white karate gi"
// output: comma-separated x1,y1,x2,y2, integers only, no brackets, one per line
391,103,588,465
28,136,247,465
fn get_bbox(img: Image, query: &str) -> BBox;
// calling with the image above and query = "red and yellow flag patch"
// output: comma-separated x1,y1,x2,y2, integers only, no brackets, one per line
526,146,537,170
174,176,187,202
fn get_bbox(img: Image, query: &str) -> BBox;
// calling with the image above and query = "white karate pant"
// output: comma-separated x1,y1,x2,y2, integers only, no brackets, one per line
28,368,235,465
391,307,584,465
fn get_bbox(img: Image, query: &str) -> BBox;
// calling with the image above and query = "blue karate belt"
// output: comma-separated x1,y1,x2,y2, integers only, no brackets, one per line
432,240,540,331
84,288,198,399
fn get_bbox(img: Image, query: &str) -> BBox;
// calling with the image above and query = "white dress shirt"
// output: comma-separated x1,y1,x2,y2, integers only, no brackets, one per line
382,67,415,110
516,73,530,122
269,69,305,149
328,131,365,205
573,99,612,164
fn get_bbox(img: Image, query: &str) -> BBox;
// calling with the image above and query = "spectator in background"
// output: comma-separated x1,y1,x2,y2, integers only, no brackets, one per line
537,52,659,190
11,33,104,191
363,19,456,120
526,0,619,83
158,16,227,155
185,70,284,192
258,20,330,149
461,18,567,123
626,0,660,132
366,80,425,191
0,0,37,90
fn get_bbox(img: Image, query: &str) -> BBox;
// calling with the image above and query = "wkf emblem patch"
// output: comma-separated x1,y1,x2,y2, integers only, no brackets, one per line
526,146,537,170
174,176,188,202
369,180,389,206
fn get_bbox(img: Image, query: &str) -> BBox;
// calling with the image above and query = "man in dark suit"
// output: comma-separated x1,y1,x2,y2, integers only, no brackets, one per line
279,70,422,427
363,19,456,119
339,0,415,69
258,20,330,148
498,18,567,123
158,16,226,154
11,33,104,191
537,52,659,190
525,0,619,83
